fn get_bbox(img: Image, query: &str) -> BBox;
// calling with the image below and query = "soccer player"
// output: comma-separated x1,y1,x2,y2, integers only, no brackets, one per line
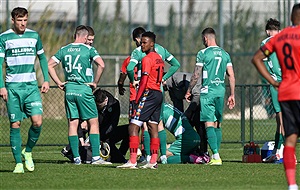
128,27,180,163
118,27,180,164
61,89,129,163
252,4,300,190
118,56,137,119
0,7,49,173
160,103,201,164
85,26,95,46
48,25,110,165
260,18,285,163
117,31,164,169
185,27,235,166
164,72,208,156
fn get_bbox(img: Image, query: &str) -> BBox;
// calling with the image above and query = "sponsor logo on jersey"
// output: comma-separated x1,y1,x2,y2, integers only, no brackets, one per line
12,47,34,55
31,102,42,107
66,92,83,97
211,78,224,86
68,74,82,81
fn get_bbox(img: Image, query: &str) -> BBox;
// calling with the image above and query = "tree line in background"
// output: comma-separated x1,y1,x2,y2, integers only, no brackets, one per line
1,1,276,86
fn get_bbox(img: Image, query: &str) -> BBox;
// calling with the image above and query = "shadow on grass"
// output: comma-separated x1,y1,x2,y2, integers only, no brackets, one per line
0,169,13,173
34,159,70,164
222,160,242,163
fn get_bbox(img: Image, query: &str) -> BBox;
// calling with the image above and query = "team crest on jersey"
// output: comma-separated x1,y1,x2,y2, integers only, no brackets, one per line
264,49,270,56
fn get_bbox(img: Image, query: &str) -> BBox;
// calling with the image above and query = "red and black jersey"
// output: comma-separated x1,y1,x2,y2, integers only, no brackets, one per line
261,25,300,101
141,52,164,91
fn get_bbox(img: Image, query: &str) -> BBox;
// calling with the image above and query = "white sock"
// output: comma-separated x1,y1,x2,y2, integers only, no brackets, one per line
288,184,298,190
93,156,100,160
146,155,151,162
213,153,220,160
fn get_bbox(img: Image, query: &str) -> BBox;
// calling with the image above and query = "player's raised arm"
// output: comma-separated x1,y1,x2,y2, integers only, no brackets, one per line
162,48,181,82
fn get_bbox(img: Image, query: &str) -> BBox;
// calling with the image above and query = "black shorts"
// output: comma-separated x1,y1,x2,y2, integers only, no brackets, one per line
280,101,300,137
131,89,163,125
129,100,134,120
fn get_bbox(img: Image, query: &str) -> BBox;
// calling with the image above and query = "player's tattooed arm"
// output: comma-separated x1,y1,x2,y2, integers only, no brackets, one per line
188,65,202,92
185,65,202,102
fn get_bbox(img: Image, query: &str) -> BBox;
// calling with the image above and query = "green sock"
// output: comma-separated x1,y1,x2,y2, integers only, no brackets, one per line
25,125,42,152
143,131,151,156
206,127,218,154
68,135,80,158
10,128,22,163
167,155,190,164
90,134,100,157
215,127,222,151
274,131,285,150
277,133,285,150
158,130,167,155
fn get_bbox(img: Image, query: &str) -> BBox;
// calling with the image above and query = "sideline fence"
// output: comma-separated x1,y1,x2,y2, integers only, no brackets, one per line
0,84,287,146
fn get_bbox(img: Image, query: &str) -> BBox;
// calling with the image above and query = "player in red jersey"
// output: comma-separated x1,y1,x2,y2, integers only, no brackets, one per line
118,56,138,118
117,31,164,169
252,4,300,190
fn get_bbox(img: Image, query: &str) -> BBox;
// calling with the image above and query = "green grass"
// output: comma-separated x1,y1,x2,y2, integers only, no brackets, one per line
1,144,299,190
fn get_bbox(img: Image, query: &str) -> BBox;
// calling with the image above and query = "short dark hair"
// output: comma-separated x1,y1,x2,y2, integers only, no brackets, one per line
265,18,280,30
74,25,88,39
291,3,300,25
94,88,107,104
86,26,95,36
141,31,156,43
202,27,216,36
11,7,28,19
132,27,146,41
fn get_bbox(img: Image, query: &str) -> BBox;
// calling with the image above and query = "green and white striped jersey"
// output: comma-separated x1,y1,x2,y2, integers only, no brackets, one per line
196,46,232,97
51,43,100,85
261,37,282,82
0,28,45,88
161,103,194,137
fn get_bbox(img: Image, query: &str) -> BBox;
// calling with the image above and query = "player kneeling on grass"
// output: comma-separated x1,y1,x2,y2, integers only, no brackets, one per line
61,89,129,163
159,103,202,164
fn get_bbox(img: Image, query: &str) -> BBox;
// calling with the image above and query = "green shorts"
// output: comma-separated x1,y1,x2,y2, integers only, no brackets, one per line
65,85,98,120
6,87,43,122
270,86,281,113
200,96,224,122
168,128,200,156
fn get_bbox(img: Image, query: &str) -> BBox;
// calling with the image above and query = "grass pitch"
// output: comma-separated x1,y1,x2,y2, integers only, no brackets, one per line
1,144,299,190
